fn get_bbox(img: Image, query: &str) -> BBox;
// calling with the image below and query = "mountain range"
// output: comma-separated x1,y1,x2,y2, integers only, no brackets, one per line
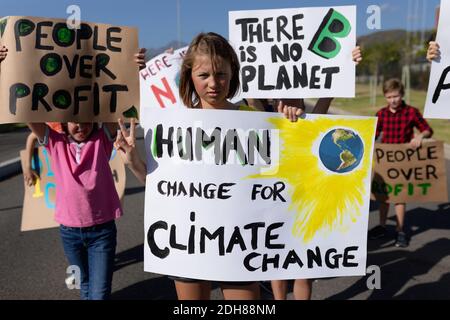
144,29,436,60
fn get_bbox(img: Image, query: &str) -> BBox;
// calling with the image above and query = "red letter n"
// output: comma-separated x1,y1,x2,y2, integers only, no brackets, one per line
151,77,176,108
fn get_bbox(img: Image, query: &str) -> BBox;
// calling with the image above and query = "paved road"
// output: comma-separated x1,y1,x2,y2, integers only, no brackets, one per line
0,126,449,300
0,128,30,164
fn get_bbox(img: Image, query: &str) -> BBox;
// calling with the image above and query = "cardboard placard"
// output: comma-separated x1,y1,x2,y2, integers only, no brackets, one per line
0,16,139,123
371,141,448,203
20,146,126,231
228,6,356,99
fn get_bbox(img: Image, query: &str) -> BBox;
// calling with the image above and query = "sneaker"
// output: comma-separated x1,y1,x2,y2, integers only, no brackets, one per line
368,225,386,240
395,231,408,247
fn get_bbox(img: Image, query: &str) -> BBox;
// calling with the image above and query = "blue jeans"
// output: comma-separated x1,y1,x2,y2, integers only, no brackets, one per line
60,220,117,300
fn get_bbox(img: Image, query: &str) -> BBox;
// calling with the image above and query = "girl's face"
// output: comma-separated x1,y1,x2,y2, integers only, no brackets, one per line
67,122,94,142
191,54,232,109
384,90,403,111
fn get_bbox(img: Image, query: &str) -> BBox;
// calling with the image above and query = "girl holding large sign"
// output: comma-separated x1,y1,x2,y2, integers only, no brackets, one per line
117,32,302,300
116,32,362,300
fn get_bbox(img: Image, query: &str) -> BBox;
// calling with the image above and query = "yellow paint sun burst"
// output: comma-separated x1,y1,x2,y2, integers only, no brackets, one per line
252,116,376,243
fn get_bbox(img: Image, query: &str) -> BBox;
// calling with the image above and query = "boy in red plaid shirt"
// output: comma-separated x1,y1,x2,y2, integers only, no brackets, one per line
369,78,433,247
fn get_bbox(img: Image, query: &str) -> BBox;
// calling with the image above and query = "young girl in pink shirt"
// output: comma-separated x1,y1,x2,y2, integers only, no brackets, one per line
22,48,146,300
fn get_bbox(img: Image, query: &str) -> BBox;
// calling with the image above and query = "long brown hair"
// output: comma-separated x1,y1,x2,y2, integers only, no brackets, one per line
179,32,240,108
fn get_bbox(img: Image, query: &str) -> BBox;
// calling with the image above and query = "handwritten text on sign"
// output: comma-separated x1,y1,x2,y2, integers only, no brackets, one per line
142,108,377,281
371,141,448,203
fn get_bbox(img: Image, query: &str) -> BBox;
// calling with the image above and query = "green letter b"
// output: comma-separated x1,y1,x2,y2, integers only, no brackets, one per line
308,8,351,59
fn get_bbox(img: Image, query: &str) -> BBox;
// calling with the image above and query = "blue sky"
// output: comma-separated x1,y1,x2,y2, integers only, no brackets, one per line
0,0,441,49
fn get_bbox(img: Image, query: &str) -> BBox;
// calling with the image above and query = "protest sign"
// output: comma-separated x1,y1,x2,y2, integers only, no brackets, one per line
424,0,450,119
371,141,448,203
0,16,139,123
139,46,187,110
20,146,126,231
229,6,356,99
142,108,376,281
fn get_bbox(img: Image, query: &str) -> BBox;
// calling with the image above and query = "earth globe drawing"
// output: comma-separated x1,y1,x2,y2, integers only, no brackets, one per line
318,129,364,173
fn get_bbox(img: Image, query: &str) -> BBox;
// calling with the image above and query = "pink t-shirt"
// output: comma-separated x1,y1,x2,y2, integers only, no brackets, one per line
43,127,123,227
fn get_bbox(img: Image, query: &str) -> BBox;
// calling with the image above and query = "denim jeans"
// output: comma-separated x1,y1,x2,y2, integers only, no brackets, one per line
60,220,117,300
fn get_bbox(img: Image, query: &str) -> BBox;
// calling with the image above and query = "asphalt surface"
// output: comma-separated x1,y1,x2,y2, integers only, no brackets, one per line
0,128,30,163
0,125,449,300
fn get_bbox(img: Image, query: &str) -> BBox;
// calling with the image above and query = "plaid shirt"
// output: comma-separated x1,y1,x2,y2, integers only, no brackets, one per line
375,102,433,144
